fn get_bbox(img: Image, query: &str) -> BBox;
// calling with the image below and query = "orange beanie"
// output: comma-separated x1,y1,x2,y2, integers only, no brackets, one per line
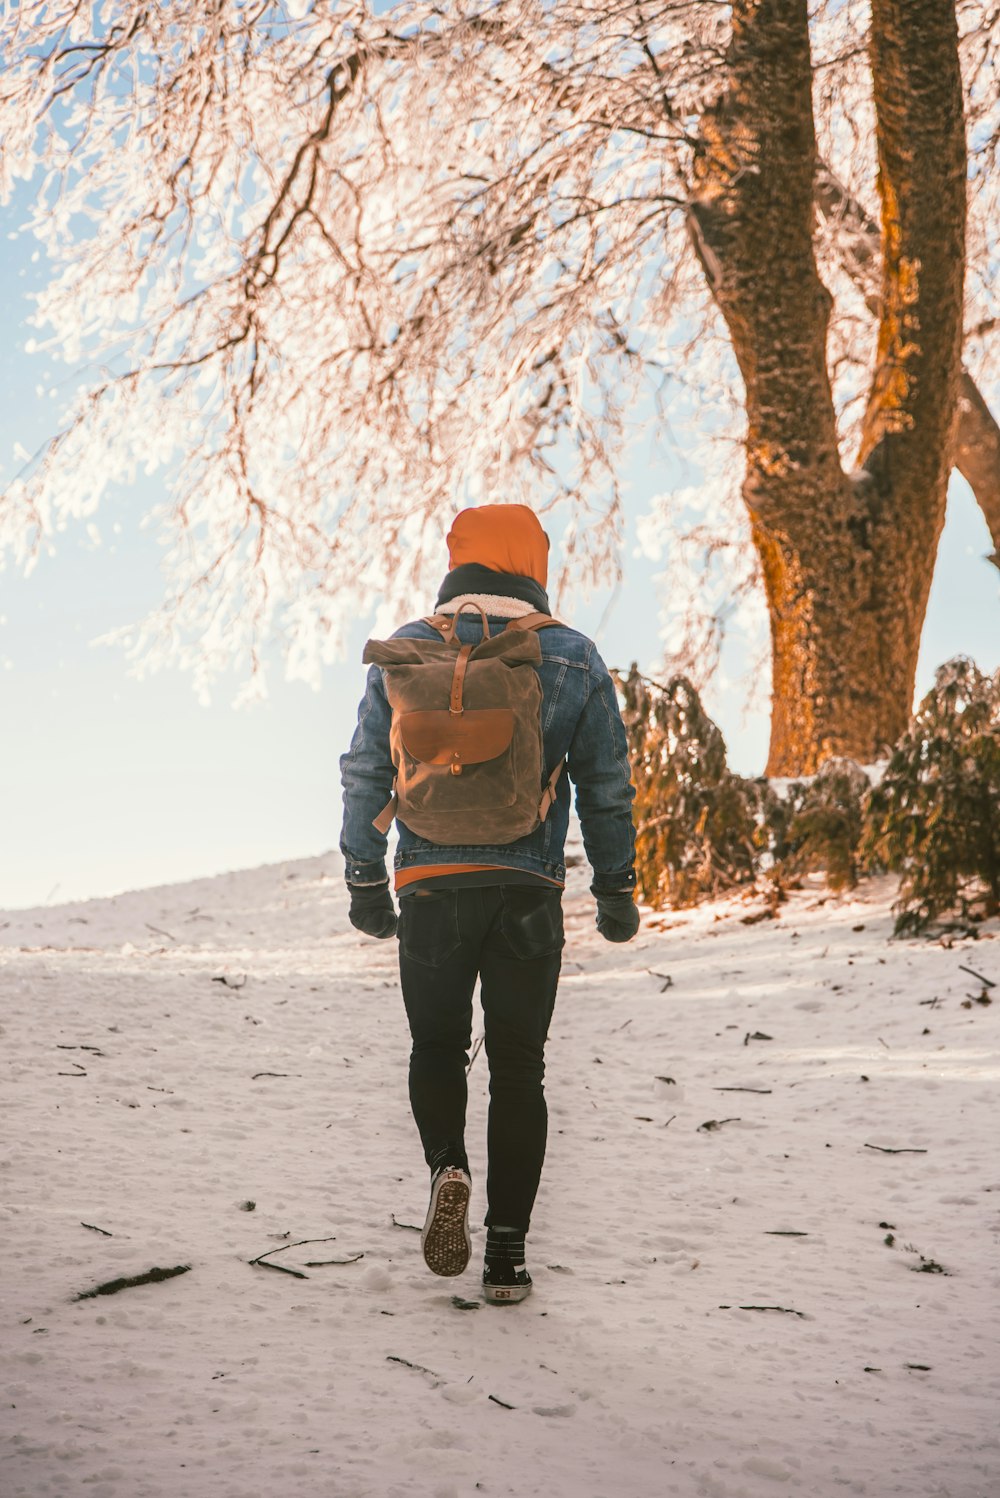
446,504,549,587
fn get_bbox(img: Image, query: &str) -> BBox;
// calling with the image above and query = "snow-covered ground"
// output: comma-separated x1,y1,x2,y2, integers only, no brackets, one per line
2,849,998,1498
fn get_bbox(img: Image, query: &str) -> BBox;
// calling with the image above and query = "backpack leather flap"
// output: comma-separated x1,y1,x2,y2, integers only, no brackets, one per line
363,637,455,668
399,707,514,772
466,629,542,665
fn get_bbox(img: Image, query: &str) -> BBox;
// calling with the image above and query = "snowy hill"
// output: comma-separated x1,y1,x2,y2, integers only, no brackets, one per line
1,853,998,1498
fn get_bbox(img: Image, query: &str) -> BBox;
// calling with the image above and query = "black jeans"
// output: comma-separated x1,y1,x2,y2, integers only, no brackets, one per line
397,884,564,1233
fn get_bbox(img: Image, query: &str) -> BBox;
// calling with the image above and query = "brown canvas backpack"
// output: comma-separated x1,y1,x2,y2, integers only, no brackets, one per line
363,603,563,845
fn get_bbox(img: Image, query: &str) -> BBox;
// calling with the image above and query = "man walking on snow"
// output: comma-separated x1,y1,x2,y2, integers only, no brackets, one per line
340,504,638,1302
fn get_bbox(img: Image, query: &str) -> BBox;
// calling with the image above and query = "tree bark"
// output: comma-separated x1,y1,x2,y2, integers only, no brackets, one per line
689,0,967,774
854,0,968,733
816,163,1000,570
953,375,1000,570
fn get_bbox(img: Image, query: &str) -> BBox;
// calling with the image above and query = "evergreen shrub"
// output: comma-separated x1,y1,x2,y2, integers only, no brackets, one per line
861,657,1000,933
615,657,1000,927
776,759,871,892
613,666,772,909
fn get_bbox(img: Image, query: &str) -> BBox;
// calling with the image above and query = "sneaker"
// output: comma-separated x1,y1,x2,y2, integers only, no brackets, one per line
482,1228,532,1304
421,1165,472,1277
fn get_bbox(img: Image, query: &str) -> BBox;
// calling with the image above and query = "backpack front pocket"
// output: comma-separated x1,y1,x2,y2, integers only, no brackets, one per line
399,707,519,812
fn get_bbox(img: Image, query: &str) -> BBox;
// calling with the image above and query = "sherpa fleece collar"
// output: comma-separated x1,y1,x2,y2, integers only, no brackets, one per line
434,563,551,615
437,593,539,619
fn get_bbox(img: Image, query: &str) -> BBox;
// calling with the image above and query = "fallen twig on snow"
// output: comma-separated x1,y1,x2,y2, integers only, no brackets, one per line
80,1222,113,1236
145,922,176,942
715,1086,772,1094
249,1236,340,1280
466,1032,485,1074
387,1354,441,1380
252,1258,307,1279
864,1143,928,1155
743,1031,773,1044
212,974,247,989
958,963,994,988
719,1303,807,1318
251,1071,300,1080
305,1253,364,1267
73,1265,190,1301
698,1117,741,1132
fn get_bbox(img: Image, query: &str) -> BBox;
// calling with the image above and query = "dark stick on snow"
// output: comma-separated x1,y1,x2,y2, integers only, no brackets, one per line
864,1143,928,1154
145,922,177,942
73,1265,190,1301
466,1033,485,1075
251,1072,300,1080
765,1230,809,1237
304,1253,364,1266
648,970,673,991
253,1259,308,1279
714,1086,772,1094
958,963,995,988
249,1236,339,1271
489,1394,515,1409
58,1062,87,1077
212,974,247,989
80,1222,113,1237
738,1304,807,1318
387,1354,440,1379
698,1118,741,1131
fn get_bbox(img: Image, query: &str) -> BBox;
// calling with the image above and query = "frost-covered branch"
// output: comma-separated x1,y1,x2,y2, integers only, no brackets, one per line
0,0,996,720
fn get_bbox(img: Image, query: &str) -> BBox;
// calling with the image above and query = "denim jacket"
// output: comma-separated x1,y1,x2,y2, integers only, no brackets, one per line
340,610,636,892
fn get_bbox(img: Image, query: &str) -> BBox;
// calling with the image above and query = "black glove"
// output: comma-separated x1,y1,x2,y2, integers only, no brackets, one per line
349,881,397,939
595,891,640,944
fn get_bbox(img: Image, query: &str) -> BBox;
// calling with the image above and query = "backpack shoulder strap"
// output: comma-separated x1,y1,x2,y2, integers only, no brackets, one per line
504,612,564,633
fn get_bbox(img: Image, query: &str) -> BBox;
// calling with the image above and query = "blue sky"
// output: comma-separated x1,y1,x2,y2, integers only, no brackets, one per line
2,200,998,910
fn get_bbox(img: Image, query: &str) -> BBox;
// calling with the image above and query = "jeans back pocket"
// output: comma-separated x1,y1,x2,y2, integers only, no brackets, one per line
398,889,462,967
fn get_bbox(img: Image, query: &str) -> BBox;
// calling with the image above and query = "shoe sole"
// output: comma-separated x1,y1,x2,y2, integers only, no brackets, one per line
421,1172,471,1277
483,1281,532,1305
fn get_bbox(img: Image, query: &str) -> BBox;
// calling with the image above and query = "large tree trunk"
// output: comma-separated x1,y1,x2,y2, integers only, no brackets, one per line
688,0,967,774
815,163,1000,572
